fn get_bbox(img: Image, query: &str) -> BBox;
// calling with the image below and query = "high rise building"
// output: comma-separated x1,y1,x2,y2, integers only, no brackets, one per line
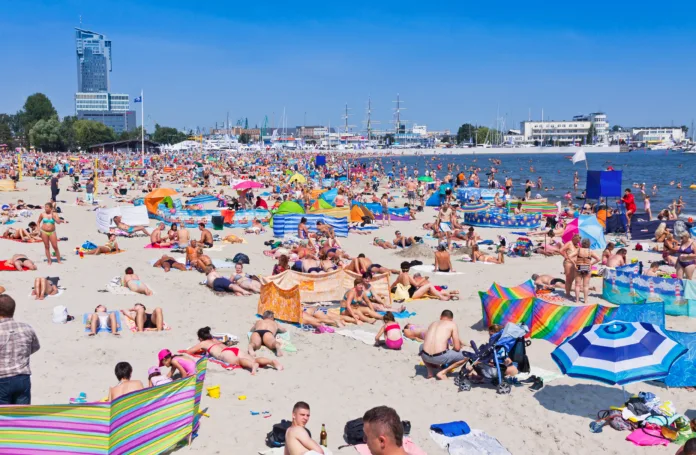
75,28,111,93
74,27,134,134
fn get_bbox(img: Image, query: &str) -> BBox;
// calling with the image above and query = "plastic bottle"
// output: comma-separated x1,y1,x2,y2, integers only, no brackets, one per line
320,424,327,446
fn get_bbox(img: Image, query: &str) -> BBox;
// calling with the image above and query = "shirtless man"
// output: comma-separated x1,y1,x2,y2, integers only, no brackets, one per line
249,310,285,357
112,215,150,236
198,222,213,247
178,225,190,246
284,402,324,455
606,248,627,268
153,254,186,272
108,362,143,401
419,310,468,380
393,231,415,248
150,223,171,247
531,273,565,291
204,265,247,295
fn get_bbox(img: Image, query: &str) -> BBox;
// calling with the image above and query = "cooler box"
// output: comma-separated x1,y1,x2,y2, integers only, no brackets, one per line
211,215,224,231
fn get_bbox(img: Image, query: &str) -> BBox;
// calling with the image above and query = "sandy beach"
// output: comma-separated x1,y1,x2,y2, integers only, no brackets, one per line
1,177,695,455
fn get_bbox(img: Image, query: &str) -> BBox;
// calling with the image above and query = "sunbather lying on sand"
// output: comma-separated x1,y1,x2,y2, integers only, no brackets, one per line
153,254,187,272
85,233,120,255
184,326,282,375
123,267,153,296
5,254,36,271
87,305,120,336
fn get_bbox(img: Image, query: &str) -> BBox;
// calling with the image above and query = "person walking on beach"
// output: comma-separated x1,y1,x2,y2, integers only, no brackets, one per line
0,295,40,404
363,406,408,455
50,173,60,202
284,401,325,455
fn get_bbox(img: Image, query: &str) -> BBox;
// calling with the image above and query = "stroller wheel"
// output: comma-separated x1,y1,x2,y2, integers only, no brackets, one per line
497,382,512,395
458,378,472,392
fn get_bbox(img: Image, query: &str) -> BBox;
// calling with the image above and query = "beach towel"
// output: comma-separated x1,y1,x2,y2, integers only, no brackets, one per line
409,264,465,276
354,437,425,455
144,243,173,249
378,310,416,319
431,422,471,437
430,429,511,455
123,315,171,332
516,366,563,385
336,329,378,345
182,350,241,370
82,311,122,333
0,261,30,271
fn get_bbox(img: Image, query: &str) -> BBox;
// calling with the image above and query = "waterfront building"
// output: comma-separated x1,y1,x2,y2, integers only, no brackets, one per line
630,127,684,144
520,112,609,145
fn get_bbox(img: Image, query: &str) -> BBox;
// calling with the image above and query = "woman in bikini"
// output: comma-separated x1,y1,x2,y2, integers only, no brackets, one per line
471,244,505,264
31,276,58,300
85,233,120,255
183,327,282,375
123,266,153,296
560,234,581,298
339,278,380,325
6,254,37,271
571,238,600,304
676,232,696,279
37,202,62,265
403,323,427,342
231,263,261,293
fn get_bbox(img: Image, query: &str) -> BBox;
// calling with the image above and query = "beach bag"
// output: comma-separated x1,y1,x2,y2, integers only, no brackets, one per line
52,305,68,324
509,338,531,374
82,241,98,250
232,253,250,265
392,284,410,301
343,418,365,445
265,419,306,447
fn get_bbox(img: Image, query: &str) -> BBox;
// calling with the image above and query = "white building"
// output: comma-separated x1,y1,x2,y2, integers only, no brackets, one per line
631,127,684,144
520,112,609,144
412,124,427,136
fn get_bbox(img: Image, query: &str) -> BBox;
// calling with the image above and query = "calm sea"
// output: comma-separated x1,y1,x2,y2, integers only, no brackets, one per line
361,150,696,215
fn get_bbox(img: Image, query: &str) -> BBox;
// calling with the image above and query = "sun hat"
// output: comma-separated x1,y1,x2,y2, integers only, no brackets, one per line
148,366,161,376
158,349,172,366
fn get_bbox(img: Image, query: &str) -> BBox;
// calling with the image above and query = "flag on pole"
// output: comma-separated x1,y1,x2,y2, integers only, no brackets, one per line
572,148,586,165
133,96,142,102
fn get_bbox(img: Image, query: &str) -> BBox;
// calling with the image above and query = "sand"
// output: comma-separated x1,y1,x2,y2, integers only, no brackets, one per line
1,178,695,455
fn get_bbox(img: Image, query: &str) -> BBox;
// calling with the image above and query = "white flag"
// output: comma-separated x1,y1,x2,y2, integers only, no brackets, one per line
572,148,586,164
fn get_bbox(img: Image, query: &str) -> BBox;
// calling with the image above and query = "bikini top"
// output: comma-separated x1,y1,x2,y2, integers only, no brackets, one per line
42,217,55,224
385,324,400,334
679,242,694,255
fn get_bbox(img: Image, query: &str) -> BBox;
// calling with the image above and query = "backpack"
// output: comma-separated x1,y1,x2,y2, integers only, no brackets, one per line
343,418,365,445
265,420,311,448
232,253,250,265
509,338,531,374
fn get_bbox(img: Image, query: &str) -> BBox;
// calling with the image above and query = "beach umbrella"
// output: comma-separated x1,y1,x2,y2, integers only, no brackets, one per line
288,173,306,184
233,180,263,190
561,215,606,250
418,176,434,182
551,321,686,386
145,188,178,199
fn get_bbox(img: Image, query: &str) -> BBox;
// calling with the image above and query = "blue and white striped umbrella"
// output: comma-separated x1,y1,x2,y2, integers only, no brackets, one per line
551,321,686,386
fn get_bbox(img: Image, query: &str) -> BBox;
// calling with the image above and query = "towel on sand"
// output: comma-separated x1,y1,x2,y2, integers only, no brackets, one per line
144,243,172,249
354,437,425,455
409,264,465,276
147,257,234,269
336,329,377,345
0,261,31,271
259,448,332,455
378,310,416,318
29,287,65,298
123,315,171,332
82,311,122,333
516,366,563,385
430,429,511,455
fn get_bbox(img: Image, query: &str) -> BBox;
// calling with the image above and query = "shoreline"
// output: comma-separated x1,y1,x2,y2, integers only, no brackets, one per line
350,146,622,156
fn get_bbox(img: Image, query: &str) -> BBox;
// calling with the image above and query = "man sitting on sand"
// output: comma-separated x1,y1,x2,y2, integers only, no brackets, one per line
249,310,285,357
108,362,143,401
532,274,565,291
153,254,187,272
419,310,468,380
177,224,190,246
112,216,150,236
87,305,120,336
284,401,325,455
606,248,627,268
198,222,213,248
150,223,171,247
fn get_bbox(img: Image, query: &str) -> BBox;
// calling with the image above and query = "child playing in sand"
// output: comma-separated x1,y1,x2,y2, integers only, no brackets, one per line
374,312,403,350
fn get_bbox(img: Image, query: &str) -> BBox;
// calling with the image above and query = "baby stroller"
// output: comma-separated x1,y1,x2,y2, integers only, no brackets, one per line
455,323,531,395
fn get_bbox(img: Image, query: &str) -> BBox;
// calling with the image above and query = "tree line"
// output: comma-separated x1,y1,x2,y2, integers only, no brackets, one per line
0,93,189,152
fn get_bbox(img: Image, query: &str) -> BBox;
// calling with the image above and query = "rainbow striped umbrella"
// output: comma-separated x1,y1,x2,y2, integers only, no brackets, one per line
552,321,686,386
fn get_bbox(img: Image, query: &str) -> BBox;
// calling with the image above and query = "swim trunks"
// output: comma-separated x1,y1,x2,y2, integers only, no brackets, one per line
213,277,233,292
419,346,467,366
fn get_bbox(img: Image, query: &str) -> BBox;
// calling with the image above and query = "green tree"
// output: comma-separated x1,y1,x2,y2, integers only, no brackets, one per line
0,116,13,149
29,118,62,151
586,124,596,144
238,132,251,144
681,125,689,136
151,123,187,144
21,93,57,140
118,129,142,141
74,120,115,151
441,134,451,143
456,123,476,144
611,125,622,132
60,116,77,151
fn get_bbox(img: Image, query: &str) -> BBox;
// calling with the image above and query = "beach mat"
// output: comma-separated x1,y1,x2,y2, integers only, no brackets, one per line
182,350,241,370
336,329,377,345
378,310,416,319
430,429,511,455
0,261,31,271
82,311,122,334
29,287,65,298
144,243,172,249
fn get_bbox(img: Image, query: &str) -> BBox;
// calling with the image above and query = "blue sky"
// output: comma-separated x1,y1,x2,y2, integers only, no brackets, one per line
2,0,695,133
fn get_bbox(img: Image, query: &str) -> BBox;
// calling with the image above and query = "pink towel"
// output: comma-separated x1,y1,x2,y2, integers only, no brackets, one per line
626,428,669,447
144,243,172,249
354,437,426,455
